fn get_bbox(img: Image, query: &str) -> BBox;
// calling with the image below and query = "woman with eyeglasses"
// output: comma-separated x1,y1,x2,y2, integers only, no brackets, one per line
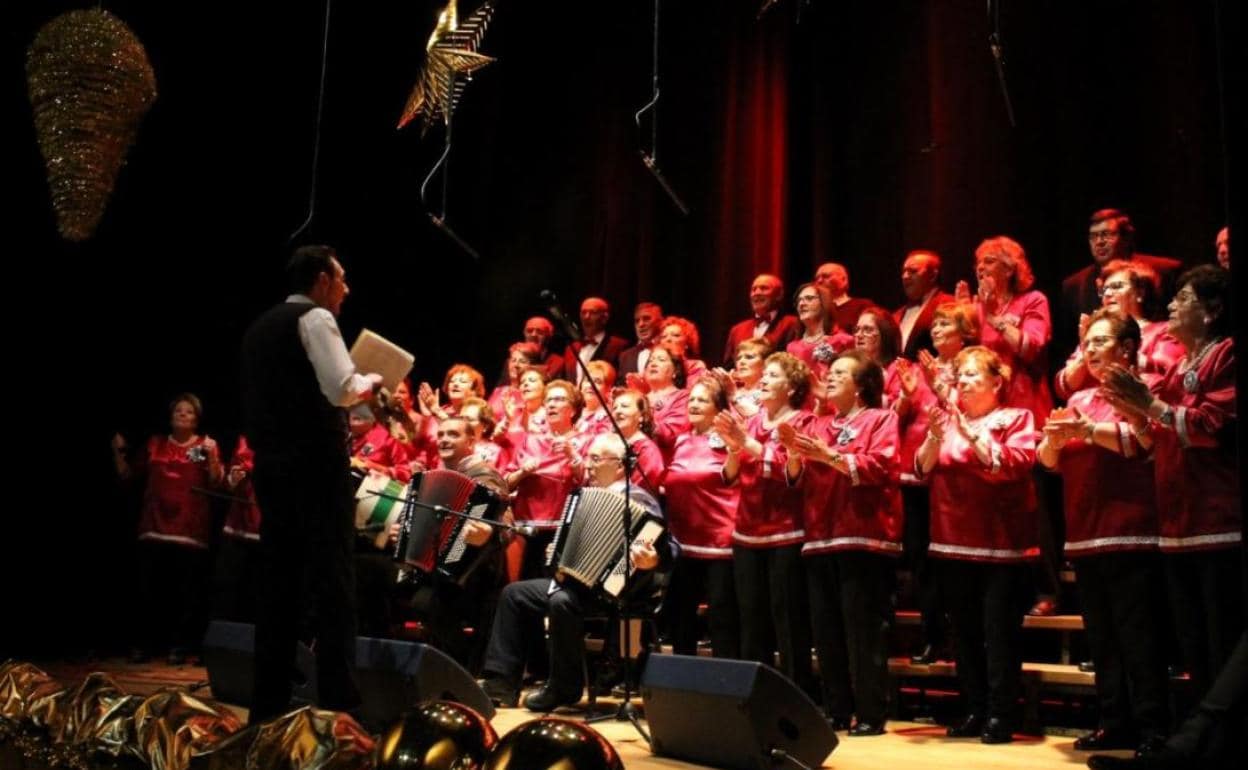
1037,309,1168,756
1056,259,1184,399
503,379,588,580
663,375,741,659
459,396,508,469
782,350,901,736
1101,265,1242,700
787,283,853,395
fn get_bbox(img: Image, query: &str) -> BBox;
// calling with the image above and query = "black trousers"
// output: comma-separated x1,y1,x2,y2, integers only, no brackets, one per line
734,544,813,693
1165,548,1246,699
901,485,945,649
251,460,360,724
403,563,505,675
1032,468,1064,601
210,535,261,623
667,556,739,658
136,539,211,654
482,577,603,693
1073,551,1170,737
939,560,1031,722
805,551,895,723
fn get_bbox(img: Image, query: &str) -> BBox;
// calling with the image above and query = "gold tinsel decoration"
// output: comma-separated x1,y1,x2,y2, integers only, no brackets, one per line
398,1,495,133
26,8,157,241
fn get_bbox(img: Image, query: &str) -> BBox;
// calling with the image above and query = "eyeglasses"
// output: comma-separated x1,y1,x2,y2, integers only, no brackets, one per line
587,454,621,464
1083,335,1115,349
1088,230,1119,242
1098,280,1131,295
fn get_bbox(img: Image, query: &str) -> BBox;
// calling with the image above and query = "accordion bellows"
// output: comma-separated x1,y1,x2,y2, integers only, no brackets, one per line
26,9,157,241
549,487,665,597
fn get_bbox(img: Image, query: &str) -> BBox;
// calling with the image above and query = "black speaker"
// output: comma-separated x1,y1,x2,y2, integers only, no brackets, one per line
201,620,316,708
640,655,837,770
202,623,495,725
350,635,495,725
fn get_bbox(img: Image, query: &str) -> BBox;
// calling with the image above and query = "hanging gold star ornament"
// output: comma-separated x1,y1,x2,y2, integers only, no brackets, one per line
26,9,157,241
398,1,496,132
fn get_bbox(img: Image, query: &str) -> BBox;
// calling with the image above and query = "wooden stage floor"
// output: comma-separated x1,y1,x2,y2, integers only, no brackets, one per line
34,657,1128,770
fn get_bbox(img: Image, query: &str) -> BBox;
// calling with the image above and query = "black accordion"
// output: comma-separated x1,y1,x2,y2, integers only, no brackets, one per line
393,469,505,586
546,486,666,598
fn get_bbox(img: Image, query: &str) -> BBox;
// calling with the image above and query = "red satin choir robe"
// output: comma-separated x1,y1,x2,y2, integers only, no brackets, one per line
664,431,740,559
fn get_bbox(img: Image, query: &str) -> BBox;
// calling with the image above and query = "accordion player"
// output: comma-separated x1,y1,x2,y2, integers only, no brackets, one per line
393,466,507,586
479,433,679,712
546,485,668,599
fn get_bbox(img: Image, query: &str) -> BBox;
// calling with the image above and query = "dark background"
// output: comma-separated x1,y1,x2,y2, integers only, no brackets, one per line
2,0,1238,654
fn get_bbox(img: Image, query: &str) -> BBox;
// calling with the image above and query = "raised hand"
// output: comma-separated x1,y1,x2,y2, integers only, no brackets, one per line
896,358,919,397
714,410,747,452
1100,364,1152,412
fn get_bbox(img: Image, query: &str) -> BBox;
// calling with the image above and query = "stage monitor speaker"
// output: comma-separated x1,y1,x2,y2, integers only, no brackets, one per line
640,654,836,770
202,623,495,724
350,635,496,725
201,620,316,708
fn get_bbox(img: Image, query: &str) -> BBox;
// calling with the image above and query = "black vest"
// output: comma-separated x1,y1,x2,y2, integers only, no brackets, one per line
240,301,348,464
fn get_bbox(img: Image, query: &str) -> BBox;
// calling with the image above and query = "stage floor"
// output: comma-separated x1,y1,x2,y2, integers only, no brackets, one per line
35,658,1128,769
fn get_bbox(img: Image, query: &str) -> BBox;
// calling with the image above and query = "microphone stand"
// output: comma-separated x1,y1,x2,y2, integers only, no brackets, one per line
987,0,1017,127
543,292,652,744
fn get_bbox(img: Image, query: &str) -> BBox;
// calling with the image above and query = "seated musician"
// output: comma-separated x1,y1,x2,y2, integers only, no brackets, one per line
380,414,512,669
478,433,677,712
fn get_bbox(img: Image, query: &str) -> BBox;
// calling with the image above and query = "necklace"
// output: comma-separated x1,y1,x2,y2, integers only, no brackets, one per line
1179,337,1221,393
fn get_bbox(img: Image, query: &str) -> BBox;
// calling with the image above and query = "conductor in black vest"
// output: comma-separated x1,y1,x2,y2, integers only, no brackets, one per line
240,245,383,724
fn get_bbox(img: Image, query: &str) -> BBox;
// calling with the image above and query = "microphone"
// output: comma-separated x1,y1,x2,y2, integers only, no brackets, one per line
540,289,582,341
514,524,537,538
640,153,690,216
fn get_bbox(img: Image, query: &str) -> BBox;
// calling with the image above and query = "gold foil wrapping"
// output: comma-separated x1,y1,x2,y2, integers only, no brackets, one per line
244,706,376,770
25,9,157,241
132,688,243,770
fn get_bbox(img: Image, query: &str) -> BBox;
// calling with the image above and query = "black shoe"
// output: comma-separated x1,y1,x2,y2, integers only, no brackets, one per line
910,644,937,665
1028,598,1058,616
479,676,519,708
1076,728,1138,751
946,714,985,737
1087,752,1189,770
522,685,582,713
1134,734,1169,758
848,721,886,736
980,717,1014,744
1078,660,1096,673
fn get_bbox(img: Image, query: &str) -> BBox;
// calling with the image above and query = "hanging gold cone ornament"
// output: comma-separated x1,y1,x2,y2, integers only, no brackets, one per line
398,1,495,132
26,8,157,241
